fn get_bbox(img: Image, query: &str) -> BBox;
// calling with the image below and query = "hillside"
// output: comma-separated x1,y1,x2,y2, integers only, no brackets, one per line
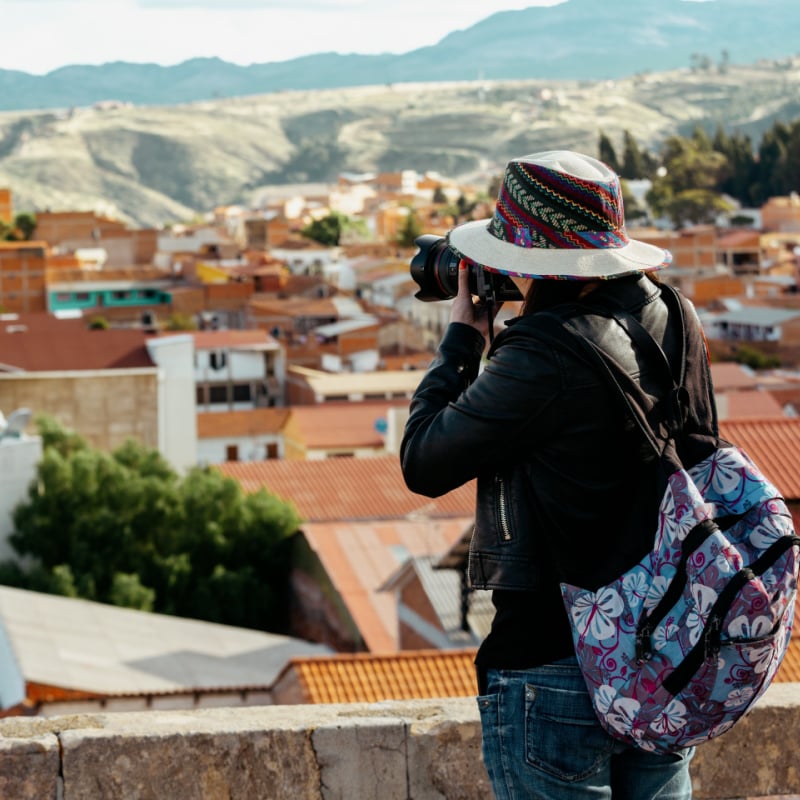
2,0,799,112
1,59,799,227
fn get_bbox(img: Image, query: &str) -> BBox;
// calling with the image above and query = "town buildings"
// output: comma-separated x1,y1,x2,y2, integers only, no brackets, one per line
2,167,800,714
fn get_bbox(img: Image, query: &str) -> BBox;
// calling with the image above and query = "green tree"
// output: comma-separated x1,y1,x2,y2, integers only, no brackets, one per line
620,130,648,180
302,211,351,246
647,131,732,226
1,212,36,241
598,131,621,173
396,209,423,248
4,417,301,631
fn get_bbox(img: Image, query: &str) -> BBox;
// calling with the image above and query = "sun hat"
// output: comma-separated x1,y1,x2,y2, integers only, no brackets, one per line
446,150,671,280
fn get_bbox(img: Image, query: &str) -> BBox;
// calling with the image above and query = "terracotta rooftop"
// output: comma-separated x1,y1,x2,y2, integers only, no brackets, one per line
197,408,291,439
716,230,761,248
300,517,472,652
274,635,799,705
0,324,154,372
217,454,475,521
717,389,786,419
248,296,339,318
275,648,478,704
718,418,800,499
286,400,408,450
710,362,760,391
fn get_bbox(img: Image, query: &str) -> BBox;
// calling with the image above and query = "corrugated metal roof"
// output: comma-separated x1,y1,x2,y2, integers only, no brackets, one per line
712,307,800,325
217,454,475,521
282,648,478,704
300,518,473,652
719,418,800,498
0,585,329,697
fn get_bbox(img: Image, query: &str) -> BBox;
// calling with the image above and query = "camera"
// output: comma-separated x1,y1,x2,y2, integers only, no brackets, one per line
409,234,523,303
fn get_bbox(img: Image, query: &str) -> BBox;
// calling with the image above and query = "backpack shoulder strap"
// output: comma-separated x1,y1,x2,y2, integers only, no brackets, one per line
535,283,693,468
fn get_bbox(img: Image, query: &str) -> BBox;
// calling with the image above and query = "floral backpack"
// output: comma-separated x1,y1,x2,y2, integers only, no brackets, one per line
541,284,800,753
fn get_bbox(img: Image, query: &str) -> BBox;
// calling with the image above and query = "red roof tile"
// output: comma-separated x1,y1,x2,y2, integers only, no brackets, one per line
719,418,800,499
280,648,478,703
217,454,475,521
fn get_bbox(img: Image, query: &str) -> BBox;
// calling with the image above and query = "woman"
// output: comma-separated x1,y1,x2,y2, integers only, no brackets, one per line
400,150,715,798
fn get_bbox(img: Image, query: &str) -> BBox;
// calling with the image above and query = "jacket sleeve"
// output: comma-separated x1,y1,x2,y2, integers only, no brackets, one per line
400,320,563,498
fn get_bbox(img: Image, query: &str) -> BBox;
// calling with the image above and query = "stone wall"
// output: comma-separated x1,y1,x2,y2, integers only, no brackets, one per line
1,685,798,799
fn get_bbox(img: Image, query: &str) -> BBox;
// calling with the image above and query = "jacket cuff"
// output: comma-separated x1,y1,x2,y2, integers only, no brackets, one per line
437,323,485,378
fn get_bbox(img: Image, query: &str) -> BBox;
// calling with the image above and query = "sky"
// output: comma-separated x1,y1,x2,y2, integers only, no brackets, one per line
1,0,564,75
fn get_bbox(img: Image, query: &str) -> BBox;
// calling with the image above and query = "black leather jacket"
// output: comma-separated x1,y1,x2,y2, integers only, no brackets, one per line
400,275,716,592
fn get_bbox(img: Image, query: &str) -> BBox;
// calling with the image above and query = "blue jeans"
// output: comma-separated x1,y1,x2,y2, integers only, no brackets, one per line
477,658,694,799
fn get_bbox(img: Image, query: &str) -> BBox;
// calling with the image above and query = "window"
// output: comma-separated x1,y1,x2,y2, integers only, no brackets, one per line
209,386,228,404
266,443,279,459
232,384,252,402
209,351,227,370
226,444,239,462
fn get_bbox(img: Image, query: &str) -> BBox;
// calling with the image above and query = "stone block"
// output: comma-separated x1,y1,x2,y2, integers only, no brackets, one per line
59,707,321,800
0,734,60,800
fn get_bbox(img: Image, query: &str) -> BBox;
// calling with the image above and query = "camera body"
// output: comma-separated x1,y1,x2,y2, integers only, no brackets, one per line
409,234,523,303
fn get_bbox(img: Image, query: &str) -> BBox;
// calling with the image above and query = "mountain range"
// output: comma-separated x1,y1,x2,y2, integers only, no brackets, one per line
2,0,799,112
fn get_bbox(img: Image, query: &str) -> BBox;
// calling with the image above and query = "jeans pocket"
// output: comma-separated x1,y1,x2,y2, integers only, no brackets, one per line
524,682,615,782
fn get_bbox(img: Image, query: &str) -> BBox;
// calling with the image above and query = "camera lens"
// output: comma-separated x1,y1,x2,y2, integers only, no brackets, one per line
409,233,523,303
409,234,461,301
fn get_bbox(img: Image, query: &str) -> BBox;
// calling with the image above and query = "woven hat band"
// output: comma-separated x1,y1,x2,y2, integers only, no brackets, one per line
489,161,629,250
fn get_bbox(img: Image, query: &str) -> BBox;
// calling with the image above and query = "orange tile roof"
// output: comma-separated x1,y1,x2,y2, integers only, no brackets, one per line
287,400,408,450
777,633,800,683
718,418,800,499
197,408,291,439
301,518,473,652
281,648,478,703
720,390,786,419
279,630,799,705
217,454,475,521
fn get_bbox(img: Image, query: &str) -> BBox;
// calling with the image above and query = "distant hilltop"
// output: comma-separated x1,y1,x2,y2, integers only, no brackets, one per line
1,0,799,112
2,58,800,227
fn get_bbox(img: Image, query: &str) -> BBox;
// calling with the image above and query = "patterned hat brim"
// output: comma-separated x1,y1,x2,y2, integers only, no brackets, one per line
447,218,672,281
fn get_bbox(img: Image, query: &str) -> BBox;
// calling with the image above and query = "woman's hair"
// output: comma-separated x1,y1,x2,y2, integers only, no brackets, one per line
521,279,591,315
521,273,659,315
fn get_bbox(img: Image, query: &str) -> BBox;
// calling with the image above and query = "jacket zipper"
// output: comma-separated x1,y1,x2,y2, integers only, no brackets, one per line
496,474,512,541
